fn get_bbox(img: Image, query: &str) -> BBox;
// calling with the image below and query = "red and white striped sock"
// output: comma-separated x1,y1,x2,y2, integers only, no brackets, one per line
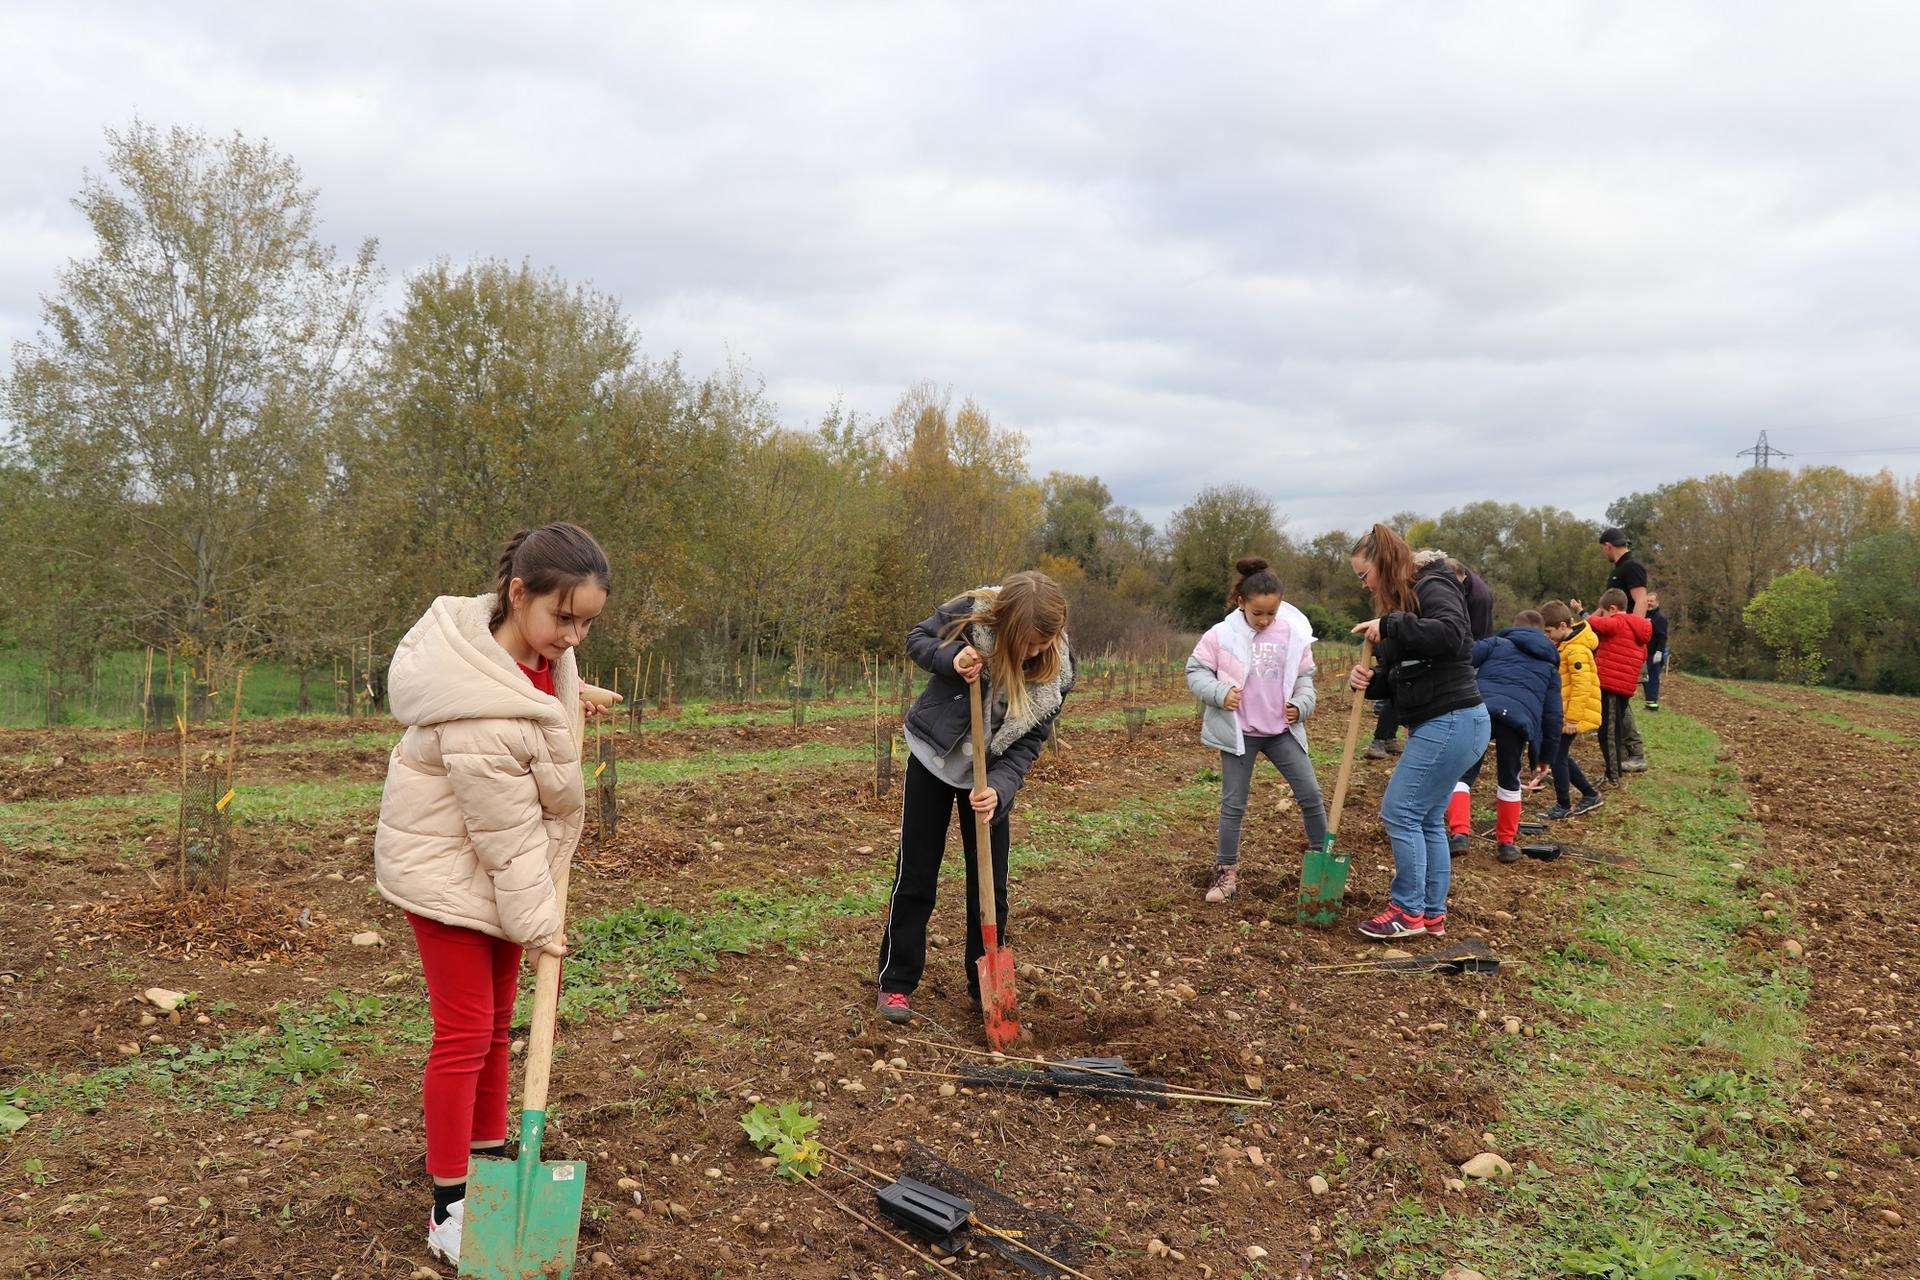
1495,788,1523,845
1447,784,1473,836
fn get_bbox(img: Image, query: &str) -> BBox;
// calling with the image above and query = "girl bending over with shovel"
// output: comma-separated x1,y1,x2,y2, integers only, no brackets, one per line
876,571,1073,1030
1186,556,1326,903
373,523,619,1270
1346,524,1490,941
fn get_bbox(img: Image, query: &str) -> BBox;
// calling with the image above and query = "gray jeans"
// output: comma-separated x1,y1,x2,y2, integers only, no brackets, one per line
1618,697,1645,760
1217,733,1329,866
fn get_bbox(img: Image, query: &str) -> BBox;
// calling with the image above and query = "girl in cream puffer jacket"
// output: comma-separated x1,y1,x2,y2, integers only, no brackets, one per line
374,590,587,948
374,522,613,1266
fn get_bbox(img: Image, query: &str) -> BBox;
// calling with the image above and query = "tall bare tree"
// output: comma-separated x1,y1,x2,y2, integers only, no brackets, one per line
3,122,379,689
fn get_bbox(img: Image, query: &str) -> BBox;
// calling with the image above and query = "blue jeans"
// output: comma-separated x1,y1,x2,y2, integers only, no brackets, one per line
1381,704,1491,917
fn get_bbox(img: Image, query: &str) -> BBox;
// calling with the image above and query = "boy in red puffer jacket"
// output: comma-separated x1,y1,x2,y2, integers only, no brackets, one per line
1585,588,1652,784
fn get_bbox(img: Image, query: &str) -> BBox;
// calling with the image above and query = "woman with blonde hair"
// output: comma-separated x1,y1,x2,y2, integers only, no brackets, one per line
875,571,1073,1022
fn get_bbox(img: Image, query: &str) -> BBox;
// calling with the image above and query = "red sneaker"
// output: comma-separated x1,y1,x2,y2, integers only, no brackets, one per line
876,991,913,1024
1423,912,1447,937
1357,904,1427,940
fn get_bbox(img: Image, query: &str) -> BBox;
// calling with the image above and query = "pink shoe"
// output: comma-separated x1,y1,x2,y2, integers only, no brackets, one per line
1357,904,1426,940
1423,912,1447,937
876,991,913,1024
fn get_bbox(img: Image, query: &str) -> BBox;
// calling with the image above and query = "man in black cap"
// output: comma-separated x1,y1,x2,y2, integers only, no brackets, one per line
1597,528,1648,770
1599,528,1649,617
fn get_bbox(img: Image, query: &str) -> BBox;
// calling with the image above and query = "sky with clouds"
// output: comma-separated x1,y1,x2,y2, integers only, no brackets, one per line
4,2,1919,533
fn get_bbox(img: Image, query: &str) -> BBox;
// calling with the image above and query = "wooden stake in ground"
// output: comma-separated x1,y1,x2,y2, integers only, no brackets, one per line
139,645,155,757
594,714,618,844
174,715,190,892
224,669,246,796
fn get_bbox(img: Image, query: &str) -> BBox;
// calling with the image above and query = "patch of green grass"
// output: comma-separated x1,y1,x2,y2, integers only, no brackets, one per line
4,991,416,1119
555,882,887,1020
234,779,387,825
642,698,881,731
0,744,864,848
0,777,387,848
1699,678,1916,744
246,730,403,756
0,790,176,849
612,741,869,788
1073,701,1197,732
1336,709,1818,1280
0,647,330,728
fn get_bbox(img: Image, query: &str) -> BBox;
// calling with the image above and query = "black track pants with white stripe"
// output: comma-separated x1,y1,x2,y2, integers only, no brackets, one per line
876,754,1011,998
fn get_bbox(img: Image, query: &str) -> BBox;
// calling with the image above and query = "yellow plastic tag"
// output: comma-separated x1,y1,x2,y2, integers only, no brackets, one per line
592,762,608,780
216,789,236,811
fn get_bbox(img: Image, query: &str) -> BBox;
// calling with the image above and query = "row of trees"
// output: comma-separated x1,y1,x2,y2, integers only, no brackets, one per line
4,124,1917,706
1609,468,1920,690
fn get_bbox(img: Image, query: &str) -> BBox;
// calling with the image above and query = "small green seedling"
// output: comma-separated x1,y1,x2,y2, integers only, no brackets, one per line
739,1101,824,1180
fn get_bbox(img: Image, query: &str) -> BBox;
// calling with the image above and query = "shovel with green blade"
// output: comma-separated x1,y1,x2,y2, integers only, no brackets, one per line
1298,639,1372,926
461,862,584,1279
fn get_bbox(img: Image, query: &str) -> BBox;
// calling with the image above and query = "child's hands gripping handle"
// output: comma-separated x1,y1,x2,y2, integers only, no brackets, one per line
953,645,983,684
968,678,998,935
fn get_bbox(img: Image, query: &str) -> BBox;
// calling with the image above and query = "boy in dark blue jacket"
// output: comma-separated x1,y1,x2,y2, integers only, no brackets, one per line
1446,610,1564,863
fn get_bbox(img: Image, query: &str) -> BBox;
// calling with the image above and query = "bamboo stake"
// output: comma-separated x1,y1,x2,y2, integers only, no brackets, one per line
224,669,246,795
793,1174,961,1275
140,646,155,756
902,1035,1271,1103
818,1144,1097,1280
881,1064,1267,1107
175,714,189,892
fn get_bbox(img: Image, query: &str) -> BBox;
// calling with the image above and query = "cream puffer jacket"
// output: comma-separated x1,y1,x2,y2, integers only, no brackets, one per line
373,594,586,947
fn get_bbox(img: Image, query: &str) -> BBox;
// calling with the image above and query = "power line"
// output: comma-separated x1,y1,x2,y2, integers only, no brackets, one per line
1792,444,1920,457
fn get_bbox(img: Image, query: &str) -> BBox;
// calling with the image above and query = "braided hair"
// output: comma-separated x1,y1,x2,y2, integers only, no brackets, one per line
488,523,611,630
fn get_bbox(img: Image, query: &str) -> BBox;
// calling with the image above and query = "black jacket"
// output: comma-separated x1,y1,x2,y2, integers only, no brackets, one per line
1465,569,1495,641
903,592,1074,812
1363,562,1483,727
1648,607,1669,656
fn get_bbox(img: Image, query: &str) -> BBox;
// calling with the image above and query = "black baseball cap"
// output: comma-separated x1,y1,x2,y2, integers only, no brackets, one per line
1598,527,1631,547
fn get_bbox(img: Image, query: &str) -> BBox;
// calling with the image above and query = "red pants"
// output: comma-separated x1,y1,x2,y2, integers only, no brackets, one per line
408,913,522,1180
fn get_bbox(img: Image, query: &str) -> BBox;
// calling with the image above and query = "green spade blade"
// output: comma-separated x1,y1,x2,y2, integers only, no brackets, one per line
1297,833,1352,927
460,1111,585,1280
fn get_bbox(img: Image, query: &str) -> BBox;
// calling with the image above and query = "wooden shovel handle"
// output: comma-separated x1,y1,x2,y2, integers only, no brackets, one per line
520,859,571,1115
968,678,997,932
1325,639,1375,837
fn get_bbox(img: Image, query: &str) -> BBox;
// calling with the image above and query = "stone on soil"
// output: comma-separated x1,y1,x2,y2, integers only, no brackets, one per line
1460,1152,1512,1179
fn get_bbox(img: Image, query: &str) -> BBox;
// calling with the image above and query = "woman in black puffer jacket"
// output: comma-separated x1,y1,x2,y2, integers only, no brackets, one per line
1346,524,1492,940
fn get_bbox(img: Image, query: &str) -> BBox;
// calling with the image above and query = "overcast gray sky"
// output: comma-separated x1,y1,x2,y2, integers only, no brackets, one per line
5,2,1919,532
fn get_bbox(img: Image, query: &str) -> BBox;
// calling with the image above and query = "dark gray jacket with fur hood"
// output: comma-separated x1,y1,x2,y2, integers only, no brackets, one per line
904,589,1074,812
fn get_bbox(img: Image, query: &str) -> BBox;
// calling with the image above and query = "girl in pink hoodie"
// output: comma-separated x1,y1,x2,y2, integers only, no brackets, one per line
1184,557,1326,903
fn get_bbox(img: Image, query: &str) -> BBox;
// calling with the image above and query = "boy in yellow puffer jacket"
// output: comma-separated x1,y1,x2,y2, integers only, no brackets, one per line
1540,601,1602,819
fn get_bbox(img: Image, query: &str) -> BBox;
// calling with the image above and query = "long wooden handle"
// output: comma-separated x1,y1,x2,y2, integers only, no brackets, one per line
520,858,572,1115
1325,639,1375,837
967,678,997,932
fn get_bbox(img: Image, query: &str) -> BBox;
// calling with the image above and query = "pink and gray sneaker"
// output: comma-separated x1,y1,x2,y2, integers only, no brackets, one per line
1357,904,1427,940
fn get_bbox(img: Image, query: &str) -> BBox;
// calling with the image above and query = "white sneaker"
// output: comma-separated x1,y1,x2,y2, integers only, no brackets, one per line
427,1199,464,1266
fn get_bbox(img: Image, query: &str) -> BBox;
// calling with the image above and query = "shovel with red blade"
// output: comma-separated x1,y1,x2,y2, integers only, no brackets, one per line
968,677,1021,1050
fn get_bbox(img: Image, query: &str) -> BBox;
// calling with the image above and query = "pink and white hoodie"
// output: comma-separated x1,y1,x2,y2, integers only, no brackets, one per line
1184,603,1317,756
